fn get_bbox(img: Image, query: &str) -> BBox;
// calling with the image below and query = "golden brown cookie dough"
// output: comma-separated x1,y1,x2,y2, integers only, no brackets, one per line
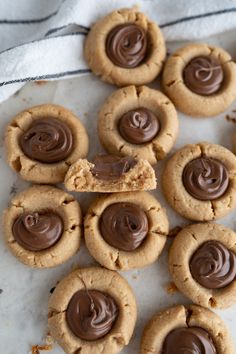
162,43,236,117
140,304,233,354
3,185,82,268
85,8,166,86
162,142,236,221
84,191,169,270
48,267,137,354
64,154,156,193
98,86,179,165
169,223,236,309
5,104,89,184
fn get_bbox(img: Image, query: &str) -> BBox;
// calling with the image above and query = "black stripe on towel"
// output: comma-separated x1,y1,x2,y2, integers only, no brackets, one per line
0,69,91,87
0,0,66,24
160,7,236,28
46,24,90,36
0,12,58,24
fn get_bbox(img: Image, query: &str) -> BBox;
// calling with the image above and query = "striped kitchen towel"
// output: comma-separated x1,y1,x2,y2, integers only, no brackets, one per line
0,0,236,103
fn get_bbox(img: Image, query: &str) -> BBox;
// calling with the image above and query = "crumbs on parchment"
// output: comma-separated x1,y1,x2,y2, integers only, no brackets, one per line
225,110,236,123
166,282,179,295
31,344,53,354
31,332,54,353
35,81,47,86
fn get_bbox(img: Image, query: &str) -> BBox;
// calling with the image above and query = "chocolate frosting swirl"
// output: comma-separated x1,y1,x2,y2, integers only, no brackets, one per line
182,157,229,201
106,24,148,68
183,56,224,96
162,327,217,354
66,289,119,341
100,202,148,251
12,211,63,251
20,118,73,163
119,107,160,144
91,154,137,180
190,241,236,289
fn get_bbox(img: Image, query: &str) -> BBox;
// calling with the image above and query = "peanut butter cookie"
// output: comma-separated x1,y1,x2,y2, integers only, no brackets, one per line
5,104,89,184
169,223,236,309
85,8,166,86
84,191,169,270
64,154,156,193
48,267,137,354
3,185,82,268
98,86,179,164
140,304,233,354
162,142,236,221
162,43,236,117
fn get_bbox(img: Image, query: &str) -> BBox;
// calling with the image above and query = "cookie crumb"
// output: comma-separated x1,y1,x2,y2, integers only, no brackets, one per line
166,282,178,295
132,274,138,280
225,113,236,123
35,81,47,85
168,226,182,238
45,333,54,345
31,344,53,354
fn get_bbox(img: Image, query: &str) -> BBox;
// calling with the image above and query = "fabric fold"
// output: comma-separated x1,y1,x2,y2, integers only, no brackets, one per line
0,0,236,102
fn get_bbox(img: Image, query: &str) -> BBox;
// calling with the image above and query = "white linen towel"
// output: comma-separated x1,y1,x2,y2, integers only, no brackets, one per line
0,0,236,103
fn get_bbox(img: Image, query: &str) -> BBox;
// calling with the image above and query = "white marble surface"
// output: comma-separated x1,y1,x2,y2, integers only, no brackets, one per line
0,30,236,354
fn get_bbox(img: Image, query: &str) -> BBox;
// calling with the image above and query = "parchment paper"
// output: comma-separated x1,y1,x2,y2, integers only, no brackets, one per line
0,30,236,354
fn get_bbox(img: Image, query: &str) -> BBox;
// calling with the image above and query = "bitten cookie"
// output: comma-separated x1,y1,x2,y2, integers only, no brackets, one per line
85,8,166,86
98,86,179,164
140,304,233,354
84,192,169,270
48,267,137,354
64,154,156,192
3,185,82,268
162,43,236,117
5,104,89,184
169,223,236,309
162,142,236,221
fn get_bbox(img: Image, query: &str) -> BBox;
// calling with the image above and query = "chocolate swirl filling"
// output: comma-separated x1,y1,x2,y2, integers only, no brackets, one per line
66,289,119,341
119,107,160,144
183,56,224,96
190,241,236,289
106,24,148,68
182,157,229,201
12,211,63,251
100,202,148,251
162,327,217,354
20,118,73,163
91,154,137,180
